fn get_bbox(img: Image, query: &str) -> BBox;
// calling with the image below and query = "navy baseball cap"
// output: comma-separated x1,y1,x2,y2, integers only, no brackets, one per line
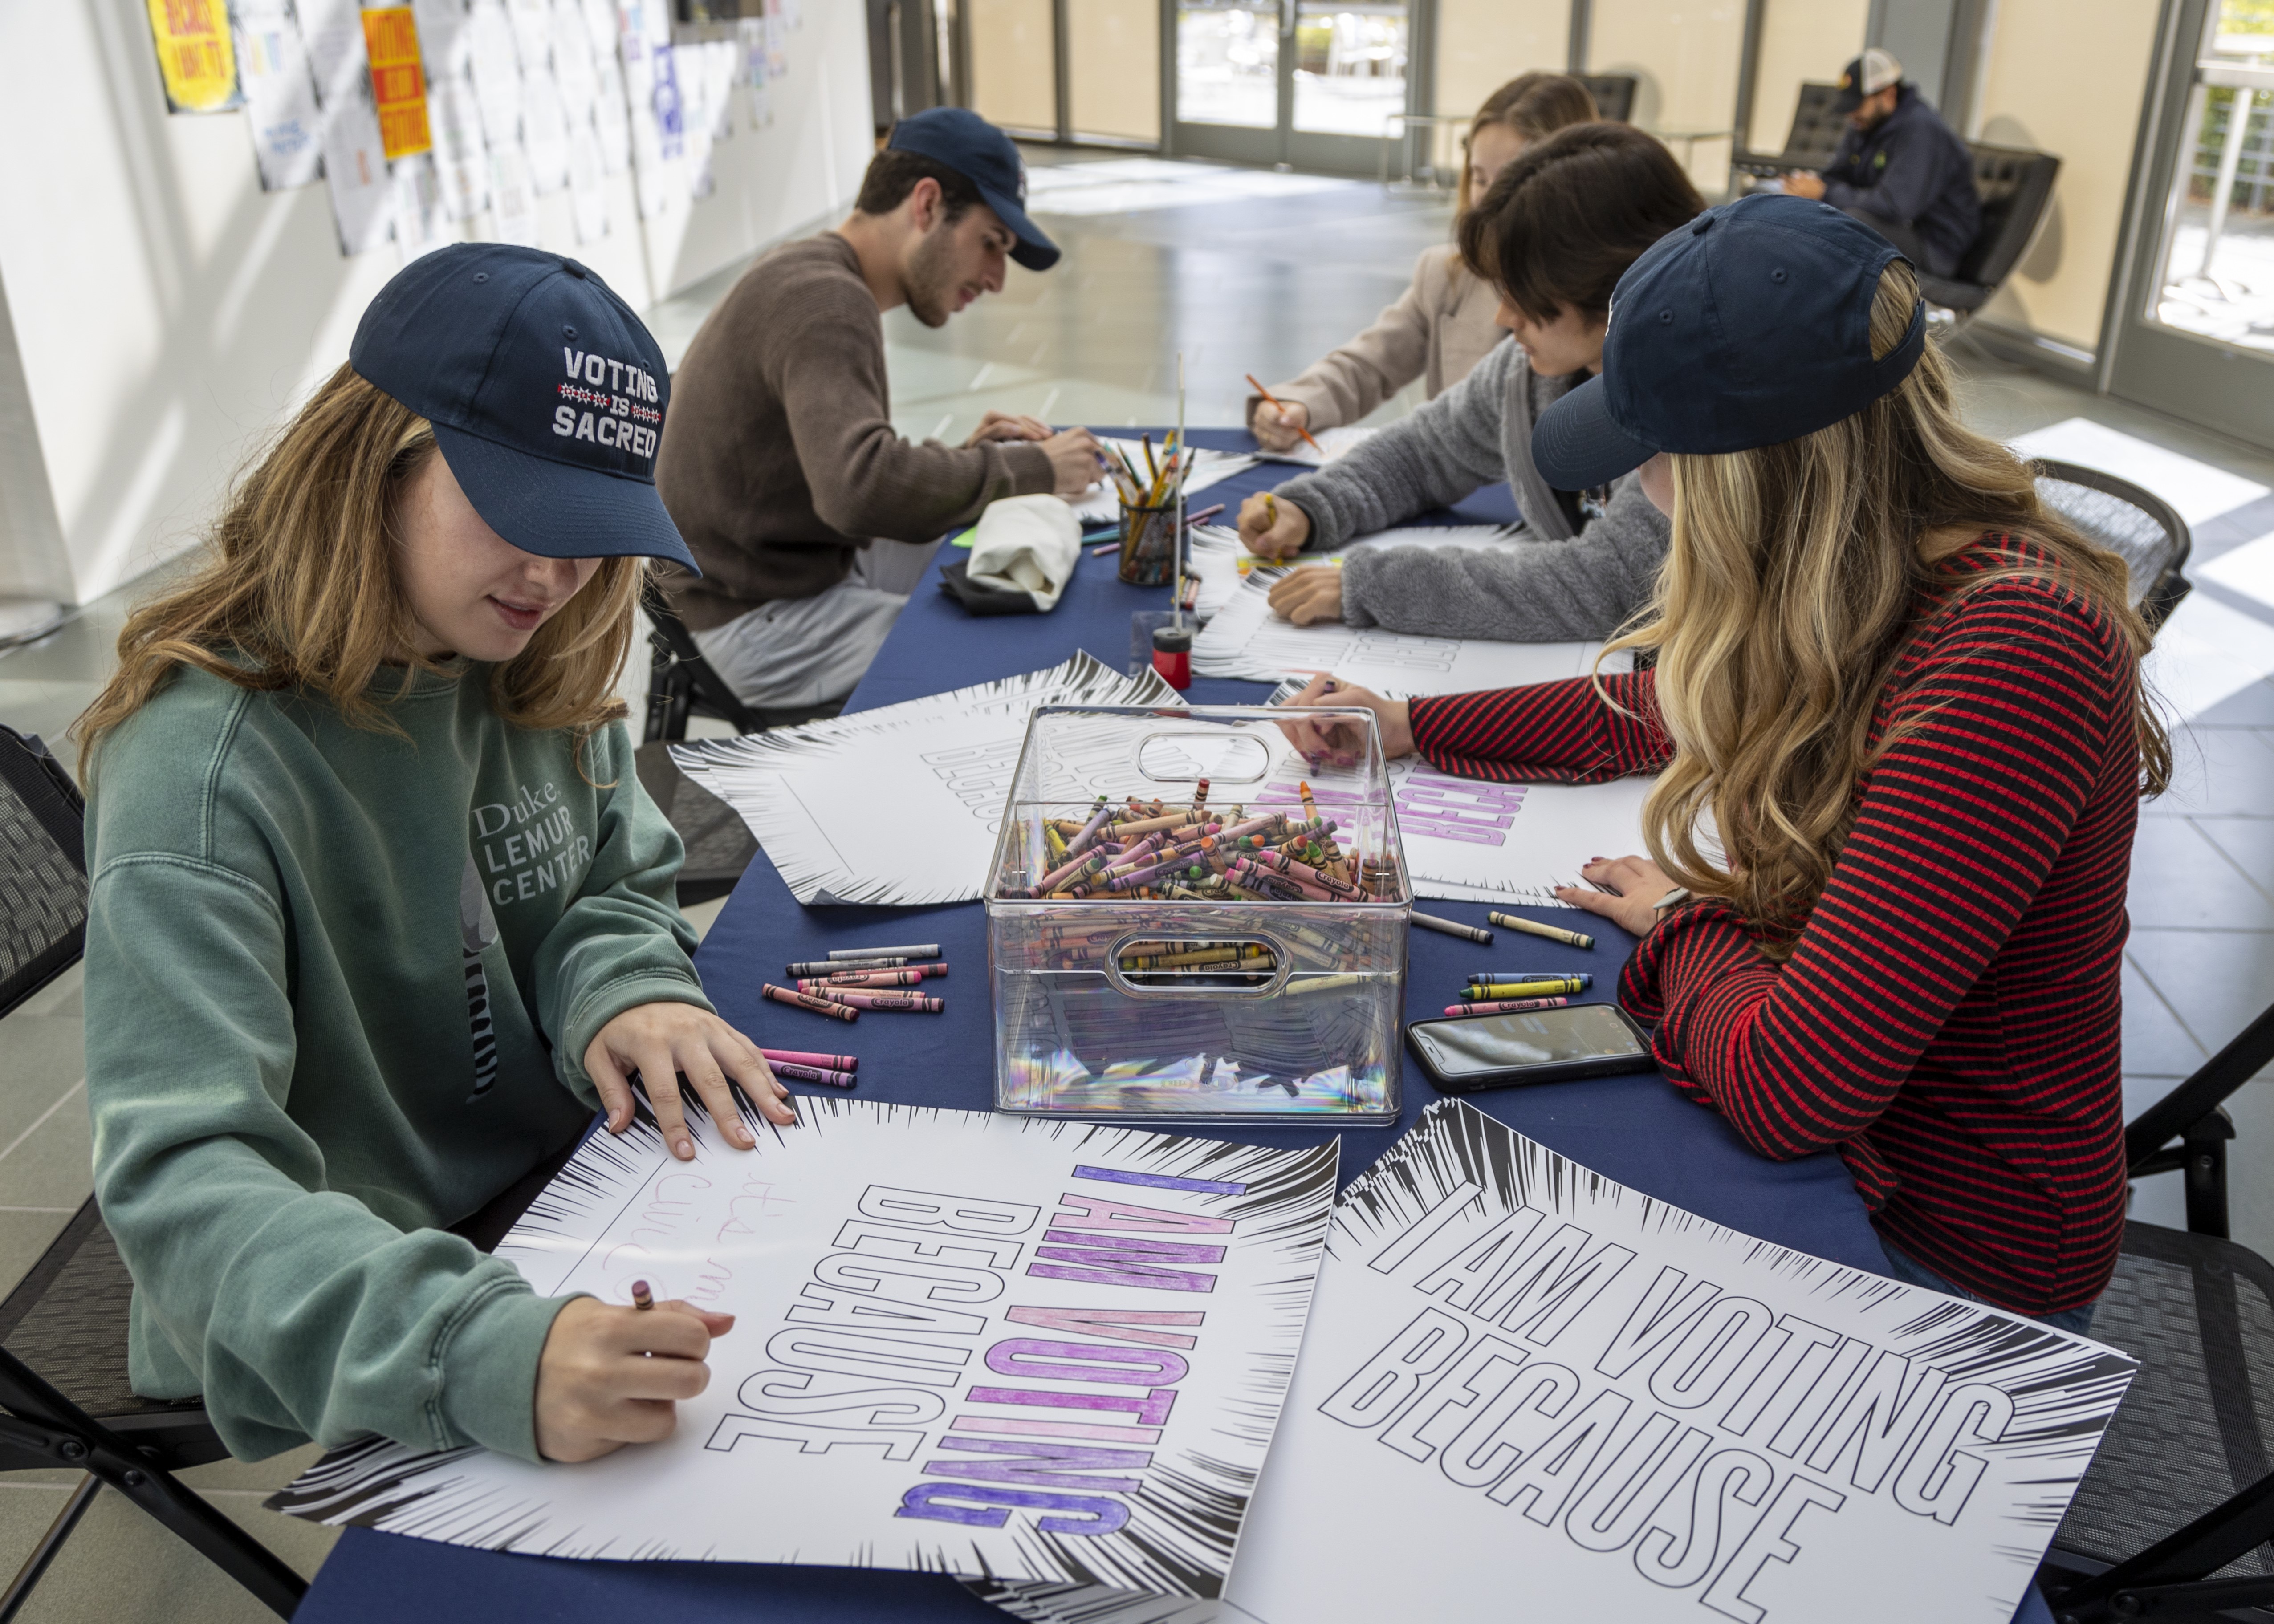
887,107,1060,271
1531,193,1927,490
350,243,697,573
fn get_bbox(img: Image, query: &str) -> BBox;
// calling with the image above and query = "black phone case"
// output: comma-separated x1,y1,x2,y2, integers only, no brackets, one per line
1403,1005,1657,1095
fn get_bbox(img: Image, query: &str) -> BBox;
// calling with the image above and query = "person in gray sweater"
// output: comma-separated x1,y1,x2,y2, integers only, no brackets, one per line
1239,124,1706,643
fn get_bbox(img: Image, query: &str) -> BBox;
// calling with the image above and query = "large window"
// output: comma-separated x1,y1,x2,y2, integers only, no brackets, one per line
1177,2,1280,128
1291,3,1410,136
2148,1,2274,354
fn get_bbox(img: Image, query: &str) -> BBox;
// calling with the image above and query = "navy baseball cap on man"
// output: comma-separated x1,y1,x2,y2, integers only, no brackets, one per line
887,106,1060,271
350,242,698,573
1531,193,1927,491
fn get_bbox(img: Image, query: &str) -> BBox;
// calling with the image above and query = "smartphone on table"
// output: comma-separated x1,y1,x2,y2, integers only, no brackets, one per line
1405,1003,1655,1095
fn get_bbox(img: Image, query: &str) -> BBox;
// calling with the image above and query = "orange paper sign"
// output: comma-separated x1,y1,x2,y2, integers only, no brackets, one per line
361,7,433,161
146,0,240,113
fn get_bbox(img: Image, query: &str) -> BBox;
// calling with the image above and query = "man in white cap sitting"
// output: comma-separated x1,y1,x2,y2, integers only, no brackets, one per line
1783,48,1981,278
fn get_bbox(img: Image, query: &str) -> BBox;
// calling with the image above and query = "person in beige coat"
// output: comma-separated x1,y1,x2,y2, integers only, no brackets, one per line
1249,72,1600,451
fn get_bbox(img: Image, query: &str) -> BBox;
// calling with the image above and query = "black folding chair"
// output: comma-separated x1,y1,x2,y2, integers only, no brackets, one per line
2034,458,2194,632
0,725,305,1619
2039,1005,2274,1621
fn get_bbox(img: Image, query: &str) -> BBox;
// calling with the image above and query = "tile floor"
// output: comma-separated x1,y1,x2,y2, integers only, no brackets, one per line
1,151,2272,1617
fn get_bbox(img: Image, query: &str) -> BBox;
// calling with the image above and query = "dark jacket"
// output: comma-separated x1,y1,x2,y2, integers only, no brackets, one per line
1821,86,1981,277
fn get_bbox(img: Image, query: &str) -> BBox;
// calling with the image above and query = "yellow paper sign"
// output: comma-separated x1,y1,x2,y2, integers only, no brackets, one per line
146,0,240,114
361,7,433,161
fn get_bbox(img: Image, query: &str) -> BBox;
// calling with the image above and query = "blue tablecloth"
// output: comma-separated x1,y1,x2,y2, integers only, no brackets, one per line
297,429,2051,1624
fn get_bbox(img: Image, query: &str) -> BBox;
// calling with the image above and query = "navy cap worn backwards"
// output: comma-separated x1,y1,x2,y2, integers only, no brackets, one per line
349,242,697,573
887,106,1060,272
1530,193,1927,491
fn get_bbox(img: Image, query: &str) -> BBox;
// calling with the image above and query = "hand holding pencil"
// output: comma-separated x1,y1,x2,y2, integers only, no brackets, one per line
1245,374,1323,455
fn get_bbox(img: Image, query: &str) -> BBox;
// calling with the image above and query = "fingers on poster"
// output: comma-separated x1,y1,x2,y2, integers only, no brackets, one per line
671,652,1183,907
268,1095,1340,1597
975,1099,2138,1624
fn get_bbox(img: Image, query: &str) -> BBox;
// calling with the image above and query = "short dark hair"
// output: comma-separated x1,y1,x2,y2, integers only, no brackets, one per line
854,147,986,221
1457,124,1705,324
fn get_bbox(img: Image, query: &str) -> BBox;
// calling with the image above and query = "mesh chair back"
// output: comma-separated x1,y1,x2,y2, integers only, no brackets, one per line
2054,1222,2274,1578
2033,459,2193,631
1576,74,1636,124
1779,82,1847,170
0,727,87,1022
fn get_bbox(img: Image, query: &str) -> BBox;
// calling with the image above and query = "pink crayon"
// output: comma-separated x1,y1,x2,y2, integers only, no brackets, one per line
815,990,944,1013
759,1048,856,1071
1247,847,1360,897
799,970,924,990
772,1062,858,1089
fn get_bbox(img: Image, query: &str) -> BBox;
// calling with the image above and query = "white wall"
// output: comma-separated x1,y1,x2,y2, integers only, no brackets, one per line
1746,0,1867,154
0,0,872,609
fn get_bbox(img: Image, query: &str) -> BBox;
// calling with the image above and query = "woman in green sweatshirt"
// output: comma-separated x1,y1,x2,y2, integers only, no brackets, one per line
74,245,791,1469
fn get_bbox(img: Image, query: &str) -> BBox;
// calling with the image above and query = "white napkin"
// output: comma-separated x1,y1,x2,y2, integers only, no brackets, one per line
966,494,1082,612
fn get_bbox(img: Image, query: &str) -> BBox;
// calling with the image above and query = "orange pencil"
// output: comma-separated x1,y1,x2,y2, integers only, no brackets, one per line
1245,373,1325,455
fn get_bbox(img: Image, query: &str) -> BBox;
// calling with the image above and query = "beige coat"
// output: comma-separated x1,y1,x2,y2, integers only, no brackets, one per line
1254,244,1508,431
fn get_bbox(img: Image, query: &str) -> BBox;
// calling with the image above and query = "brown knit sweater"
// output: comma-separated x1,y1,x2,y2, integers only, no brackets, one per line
656,232,1055,629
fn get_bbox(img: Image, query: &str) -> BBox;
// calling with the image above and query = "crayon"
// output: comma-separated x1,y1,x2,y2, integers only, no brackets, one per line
1298,780,1319,823
827,944,942,961
797,971,923,991
814,990,944,1013
1245,847,1360,897
1464,977,1592,998
772,1062,858,1088
1411,911,1491,944
1066,801,1114,857
758,1048,856,1072
1467,970,1591,984
763,983,860,1021
631,1280,654,1311
1489,912,1596,949
786,957,906,977
1442,996,1572,1017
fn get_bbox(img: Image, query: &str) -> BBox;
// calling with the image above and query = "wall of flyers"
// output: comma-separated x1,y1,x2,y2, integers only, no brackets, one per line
141,0,837,275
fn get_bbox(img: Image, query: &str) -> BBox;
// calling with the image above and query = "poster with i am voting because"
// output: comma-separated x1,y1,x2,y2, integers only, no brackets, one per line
977,1100,2138,1624
269,1098,1337,1599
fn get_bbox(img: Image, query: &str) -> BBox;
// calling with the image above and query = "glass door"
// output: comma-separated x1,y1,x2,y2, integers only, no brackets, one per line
1174,0,1412,173
2109,0,2274,447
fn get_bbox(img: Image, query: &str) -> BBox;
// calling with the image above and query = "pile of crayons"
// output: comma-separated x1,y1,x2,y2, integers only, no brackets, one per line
761,943,947,1030
1442,972,1591,1018
1000,781,1396,905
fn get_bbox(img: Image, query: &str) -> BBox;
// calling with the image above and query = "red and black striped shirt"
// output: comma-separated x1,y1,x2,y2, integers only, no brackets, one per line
1408,538,2140,1315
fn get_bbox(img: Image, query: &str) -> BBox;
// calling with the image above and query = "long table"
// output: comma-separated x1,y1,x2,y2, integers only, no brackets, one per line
296,431,2052,1624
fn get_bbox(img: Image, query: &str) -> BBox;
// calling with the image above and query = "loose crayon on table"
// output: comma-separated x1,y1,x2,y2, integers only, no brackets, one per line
1411,911,1491,944
1443,996,1572,1017
1468,971,1591,984
826,944,942,962
785,957,907,977
771,1062,858,1089
1488,911,1595,949
814,989,944,1013
758,1048,856,1072
797,971,924,991
631,1280,654,1311
1464,976,1592,998
763,983,860,1021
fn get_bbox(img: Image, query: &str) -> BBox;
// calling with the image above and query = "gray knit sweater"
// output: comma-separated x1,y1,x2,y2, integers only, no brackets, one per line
1271,340,1670,641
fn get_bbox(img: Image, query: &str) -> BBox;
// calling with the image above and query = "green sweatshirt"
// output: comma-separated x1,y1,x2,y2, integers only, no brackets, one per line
83,662,710,1463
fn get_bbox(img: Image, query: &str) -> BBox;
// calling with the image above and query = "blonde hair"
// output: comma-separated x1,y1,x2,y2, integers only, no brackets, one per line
1606,262,2170,951
1456,72,1600,213
75,364,643,779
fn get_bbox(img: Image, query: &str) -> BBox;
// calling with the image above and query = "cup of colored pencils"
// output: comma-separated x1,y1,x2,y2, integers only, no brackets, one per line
1111,436,1183,587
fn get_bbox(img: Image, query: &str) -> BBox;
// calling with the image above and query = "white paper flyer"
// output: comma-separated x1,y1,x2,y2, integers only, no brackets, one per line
271,1096,1337,1599
671,652,1180,907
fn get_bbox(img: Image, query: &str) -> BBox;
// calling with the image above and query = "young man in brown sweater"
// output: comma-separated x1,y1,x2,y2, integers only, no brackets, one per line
656,108,1102,708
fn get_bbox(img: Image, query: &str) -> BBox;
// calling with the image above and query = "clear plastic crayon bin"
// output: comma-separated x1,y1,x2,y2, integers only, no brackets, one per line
985,704,1408,1123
